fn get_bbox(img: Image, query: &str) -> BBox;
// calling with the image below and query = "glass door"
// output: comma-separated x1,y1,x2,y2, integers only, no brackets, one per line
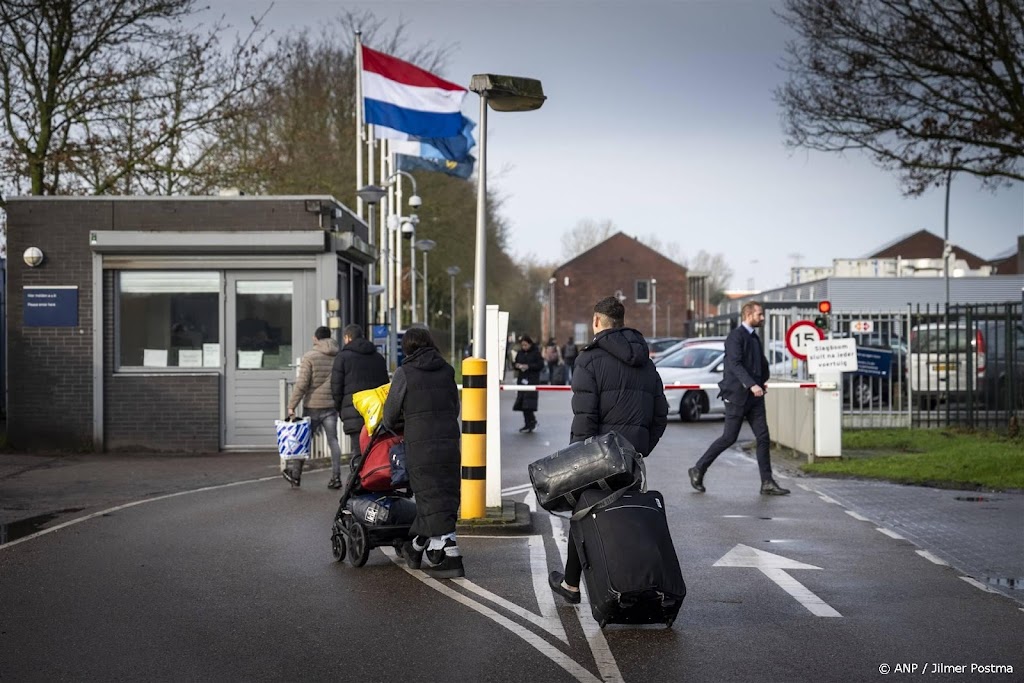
224,272,306,448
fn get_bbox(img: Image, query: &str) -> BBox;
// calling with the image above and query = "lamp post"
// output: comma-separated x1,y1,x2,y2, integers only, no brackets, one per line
415,239,437,326
403,220,416,324
468,74,546,358
446,266,461,364
548,277,556,340
382,170,421,327
356,184,387,325
943,146,963,314
463,280,474,344
651,278,657,337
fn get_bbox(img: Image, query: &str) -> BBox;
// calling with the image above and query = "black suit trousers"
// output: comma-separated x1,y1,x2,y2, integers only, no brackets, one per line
695,396,773,482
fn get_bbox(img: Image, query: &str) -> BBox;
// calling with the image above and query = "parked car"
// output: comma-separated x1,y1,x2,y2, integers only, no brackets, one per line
647,336,686,360
655,343,727,422
908,320,1024,408
655,340,793,421
653,336,728,365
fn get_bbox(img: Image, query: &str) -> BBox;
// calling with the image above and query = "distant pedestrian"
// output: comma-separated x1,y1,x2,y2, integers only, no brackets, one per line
383,327,465,579
548,296,669,604
688,301,789,496
543,337,562,384
330,324,389,489
286,326,340,487
561,336,578,384
513,335,544,432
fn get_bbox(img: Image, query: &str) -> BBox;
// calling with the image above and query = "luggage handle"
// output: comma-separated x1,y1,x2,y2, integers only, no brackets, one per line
569,456,647,522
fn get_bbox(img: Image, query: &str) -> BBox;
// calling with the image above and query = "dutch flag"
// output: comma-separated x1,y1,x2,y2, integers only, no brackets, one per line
362,45,467,139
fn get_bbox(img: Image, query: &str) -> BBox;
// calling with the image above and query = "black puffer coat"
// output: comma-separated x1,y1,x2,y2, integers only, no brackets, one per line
569,327,669,456
330,338,390,434
381,346,461,538
512,343,545,412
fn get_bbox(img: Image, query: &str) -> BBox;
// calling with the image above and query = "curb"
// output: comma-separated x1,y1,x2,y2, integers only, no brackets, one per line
457,499,533,536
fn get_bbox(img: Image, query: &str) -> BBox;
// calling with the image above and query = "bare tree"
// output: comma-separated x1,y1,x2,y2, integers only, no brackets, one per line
0,0,272,201
560,218,617,260
681,250,734,305
776,0,1024,195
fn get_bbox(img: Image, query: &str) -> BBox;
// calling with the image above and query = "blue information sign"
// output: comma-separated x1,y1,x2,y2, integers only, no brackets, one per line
24,286,79,327
854,347,892,377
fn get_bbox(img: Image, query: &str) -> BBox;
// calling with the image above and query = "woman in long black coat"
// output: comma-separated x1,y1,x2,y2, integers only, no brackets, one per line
513,335,545,432
382,327,464,579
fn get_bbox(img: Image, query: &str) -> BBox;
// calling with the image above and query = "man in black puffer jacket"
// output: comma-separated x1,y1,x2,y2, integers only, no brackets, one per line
331,324,389,458
549,296,668,604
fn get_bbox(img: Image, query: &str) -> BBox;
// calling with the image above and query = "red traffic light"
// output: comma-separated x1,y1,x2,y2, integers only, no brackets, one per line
817,300,832,314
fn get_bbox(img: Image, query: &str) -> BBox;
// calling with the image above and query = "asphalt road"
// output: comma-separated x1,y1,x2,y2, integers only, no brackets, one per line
1,390,1021,682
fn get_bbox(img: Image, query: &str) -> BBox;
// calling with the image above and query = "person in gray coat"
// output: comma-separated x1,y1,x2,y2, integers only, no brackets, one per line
286,326,340,488
382,327,464,579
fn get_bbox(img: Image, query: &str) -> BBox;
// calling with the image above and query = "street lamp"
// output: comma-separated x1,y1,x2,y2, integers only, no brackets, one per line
548,277,556,340
943,146,963,314
468,73,546,358
651,278,657,338
463,280,474,344
415,239,437,326
383,170,421,327
446,266,461,364
357,184,387,327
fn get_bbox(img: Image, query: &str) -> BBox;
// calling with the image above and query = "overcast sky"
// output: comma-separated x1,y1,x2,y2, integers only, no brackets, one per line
212,0,1023,291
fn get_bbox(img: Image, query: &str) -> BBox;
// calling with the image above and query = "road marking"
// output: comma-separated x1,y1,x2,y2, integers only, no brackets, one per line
876,528,906,540
502,483,534,495
0,475,280,550
818,495,841,505
959,577,1001,594
714,544,842,618
916,550,949,566
722,515,749,518
383,549,602,683
552,515,624,683
844,510,870,522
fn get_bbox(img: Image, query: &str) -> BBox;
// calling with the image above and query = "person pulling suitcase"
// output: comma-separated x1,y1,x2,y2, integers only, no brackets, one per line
546,297,672,611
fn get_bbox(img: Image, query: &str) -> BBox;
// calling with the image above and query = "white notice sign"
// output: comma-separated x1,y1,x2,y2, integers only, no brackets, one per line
807,338,859,375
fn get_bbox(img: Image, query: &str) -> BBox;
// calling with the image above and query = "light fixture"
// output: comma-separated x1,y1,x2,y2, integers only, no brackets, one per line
356,184,387,206
23,247,44,267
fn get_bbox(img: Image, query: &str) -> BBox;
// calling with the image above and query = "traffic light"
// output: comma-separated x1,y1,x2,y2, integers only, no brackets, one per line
814,300,831,330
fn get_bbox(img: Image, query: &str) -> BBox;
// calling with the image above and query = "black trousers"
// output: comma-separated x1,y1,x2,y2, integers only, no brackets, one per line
564,530,582,587
695,396,773,482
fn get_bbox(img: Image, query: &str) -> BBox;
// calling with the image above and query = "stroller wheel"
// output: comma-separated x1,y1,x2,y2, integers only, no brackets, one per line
348,521,370,568
331,521,346,562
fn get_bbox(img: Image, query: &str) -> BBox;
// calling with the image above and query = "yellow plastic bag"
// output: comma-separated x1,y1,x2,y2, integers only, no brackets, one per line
352,383,391,436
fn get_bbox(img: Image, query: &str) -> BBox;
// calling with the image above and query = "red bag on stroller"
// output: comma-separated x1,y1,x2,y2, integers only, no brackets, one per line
358,426,404,491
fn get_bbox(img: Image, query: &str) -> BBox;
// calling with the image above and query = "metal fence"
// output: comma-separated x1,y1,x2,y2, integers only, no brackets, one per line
761,302,1023,432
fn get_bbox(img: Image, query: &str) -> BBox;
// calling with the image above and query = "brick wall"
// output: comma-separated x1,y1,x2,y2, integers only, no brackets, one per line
552,233,689,341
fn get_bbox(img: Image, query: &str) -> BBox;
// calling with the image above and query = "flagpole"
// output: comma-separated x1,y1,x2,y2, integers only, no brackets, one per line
355,31,364,221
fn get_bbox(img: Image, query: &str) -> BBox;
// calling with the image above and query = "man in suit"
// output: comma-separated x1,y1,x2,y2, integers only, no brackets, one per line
688,301,790,495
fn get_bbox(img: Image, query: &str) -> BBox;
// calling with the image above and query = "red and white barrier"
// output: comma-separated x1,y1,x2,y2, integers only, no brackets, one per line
497,382,818,391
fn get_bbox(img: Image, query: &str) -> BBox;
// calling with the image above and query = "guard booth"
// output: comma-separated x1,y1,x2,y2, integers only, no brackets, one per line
4,196,376,452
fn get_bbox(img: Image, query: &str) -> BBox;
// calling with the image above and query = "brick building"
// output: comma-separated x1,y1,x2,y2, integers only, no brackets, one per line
5,196,375,452
549,233,689,343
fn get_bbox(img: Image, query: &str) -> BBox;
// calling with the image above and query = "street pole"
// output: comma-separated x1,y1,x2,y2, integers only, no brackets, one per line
548,277,556,340
651,278,657,337
472,93,488,358
943,165,953,315
447,266,460,365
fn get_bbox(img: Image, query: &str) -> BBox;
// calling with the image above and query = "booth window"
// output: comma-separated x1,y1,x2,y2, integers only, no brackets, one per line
235,280,293,370
118,272,221,369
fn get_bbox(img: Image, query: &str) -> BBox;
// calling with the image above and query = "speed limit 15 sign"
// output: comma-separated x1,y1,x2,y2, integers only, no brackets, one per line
785,320,825,361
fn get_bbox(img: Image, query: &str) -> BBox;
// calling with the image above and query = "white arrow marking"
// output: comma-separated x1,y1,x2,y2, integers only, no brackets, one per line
714,544,842,617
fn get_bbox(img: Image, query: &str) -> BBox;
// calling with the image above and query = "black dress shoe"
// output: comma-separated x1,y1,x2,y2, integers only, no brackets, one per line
688,467,705,493
519,425,530,433
760,479,791,496
548,571,581,604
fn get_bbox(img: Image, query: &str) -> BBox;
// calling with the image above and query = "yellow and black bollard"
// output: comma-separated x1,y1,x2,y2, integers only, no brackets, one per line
460,358,487,519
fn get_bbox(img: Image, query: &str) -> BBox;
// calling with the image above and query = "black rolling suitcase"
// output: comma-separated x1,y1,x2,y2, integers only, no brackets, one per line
571,488,686,628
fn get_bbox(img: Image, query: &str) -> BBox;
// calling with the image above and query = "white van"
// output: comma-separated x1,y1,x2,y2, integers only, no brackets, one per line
908,323,986,402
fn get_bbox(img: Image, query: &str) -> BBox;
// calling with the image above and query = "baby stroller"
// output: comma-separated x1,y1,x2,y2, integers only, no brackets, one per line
330,426,416,568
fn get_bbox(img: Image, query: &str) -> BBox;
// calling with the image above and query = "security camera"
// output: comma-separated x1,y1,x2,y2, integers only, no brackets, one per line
402,222,415,237
409,194,423,208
